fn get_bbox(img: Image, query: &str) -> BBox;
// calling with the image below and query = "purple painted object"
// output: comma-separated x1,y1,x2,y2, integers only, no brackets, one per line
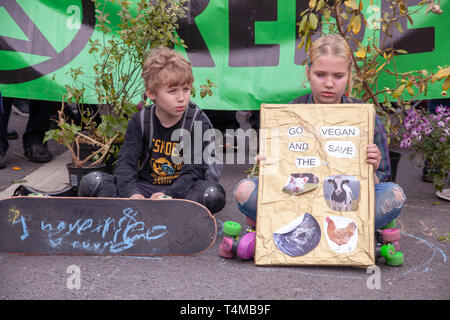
236,232,255,260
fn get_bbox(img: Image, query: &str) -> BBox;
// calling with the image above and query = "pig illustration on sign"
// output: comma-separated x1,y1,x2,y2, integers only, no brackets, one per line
283,173,319,196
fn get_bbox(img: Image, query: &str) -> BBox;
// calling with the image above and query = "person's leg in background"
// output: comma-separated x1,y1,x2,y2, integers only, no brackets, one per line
23,99,54,163
0,96,13,169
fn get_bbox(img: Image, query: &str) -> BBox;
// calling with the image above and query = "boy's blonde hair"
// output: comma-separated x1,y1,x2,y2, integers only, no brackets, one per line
308,34,353,94
142,47,194,92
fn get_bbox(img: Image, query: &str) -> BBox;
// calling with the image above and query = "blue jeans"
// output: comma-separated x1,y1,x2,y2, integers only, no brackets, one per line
235,177,405,230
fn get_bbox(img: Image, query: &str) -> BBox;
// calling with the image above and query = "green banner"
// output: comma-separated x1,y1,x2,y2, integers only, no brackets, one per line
0,0,448,110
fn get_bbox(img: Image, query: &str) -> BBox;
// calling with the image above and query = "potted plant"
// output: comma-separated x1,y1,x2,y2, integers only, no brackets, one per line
296,0,449,182
45,0,215,186
398,104,449,191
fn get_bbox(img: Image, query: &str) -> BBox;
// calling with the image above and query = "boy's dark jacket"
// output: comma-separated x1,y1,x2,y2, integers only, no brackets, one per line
114,101,220,198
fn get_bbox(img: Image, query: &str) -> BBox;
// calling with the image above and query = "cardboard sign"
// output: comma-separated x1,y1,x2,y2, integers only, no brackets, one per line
255,104,375,267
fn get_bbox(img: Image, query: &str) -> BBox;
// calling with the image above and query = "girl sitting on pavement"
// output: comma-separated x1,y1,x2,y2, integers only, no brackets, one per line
233,34,406,230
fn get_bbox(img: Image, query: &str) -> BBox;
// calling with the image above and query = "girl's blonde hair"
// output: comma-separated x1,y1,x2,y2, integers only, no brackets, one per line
142,46,194,92
308,34,353,94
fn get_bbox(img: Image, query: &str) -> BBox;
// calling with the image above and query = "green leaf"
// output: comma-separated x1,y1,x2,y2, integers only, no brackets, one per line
309,13,318,30
406,84,414,96
298,14,308,32
316,0,325,11
305,36,312,52
352,15,361,34
392,84,406,99
443,76,450,91
355,45,367,58
345,0,359,10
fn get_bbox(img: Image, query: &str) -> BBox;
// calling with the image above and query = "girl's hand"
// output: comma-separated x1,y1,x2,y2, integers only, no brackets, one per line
366,144,381,172
254,154,266,163
249,154,266,178
130,193,145,199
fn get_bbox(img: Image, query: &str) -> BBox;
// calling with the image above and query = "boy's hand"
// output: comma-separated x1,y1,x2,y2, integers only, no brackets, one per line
130,193,145,199
150,192,166,200
366,144,381,171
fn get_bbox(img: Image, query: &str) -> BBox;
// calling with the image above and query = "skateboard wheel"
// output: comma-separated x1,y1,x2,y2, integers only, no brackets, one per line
223,221,241,237
393,240,400,251
220,237,234,251
386,251,404,267
380,244,396,259
236,232,255,260
219,246,234,259
29,193,44,197
382,228,400,242
381,219,397,230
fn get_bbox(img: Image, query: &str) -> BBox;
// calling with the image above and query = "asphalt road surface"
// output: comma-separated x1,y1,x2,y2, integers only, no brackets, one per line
0,109,449,304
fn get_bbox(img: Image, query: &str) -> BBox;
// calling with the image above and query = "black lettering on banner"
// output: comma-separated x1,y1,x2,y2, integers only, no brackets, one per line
177,0,215,67
0,0,95,84
228,0,279,67
0,1,57,57
295,0,308,65
380,0,434,54
295,1,364,64
295,0,322,65
333,2,365,52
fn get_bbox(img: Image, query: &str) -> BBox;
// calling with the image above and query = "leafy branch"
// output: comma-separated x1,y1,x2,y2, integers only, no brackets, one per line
297,0,449,142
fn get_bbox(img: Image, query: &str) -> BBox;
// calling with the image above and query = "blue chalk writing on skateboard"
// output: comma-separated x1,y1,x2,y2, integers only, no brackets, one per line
38,207,167,253
13,215,29,240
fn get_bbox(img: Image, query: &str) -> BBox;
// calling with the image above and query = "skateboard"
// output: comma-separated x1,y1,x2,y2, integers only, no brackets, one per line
0,196,216,256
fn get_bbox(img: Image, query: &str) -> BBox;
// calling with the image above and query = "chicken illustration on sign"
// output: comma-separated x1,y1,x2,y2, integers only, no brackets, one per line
324,216,358,254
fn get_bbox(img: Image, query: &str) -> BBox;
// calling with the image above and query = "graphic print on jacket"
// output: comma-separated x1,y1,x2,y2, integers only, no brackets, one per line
150,138,183,185
147,114,184,185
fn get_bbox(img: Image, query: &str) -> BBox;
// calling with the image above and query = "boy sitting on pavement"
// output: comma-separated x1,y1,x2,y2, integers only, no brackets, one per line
79,47,226,214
